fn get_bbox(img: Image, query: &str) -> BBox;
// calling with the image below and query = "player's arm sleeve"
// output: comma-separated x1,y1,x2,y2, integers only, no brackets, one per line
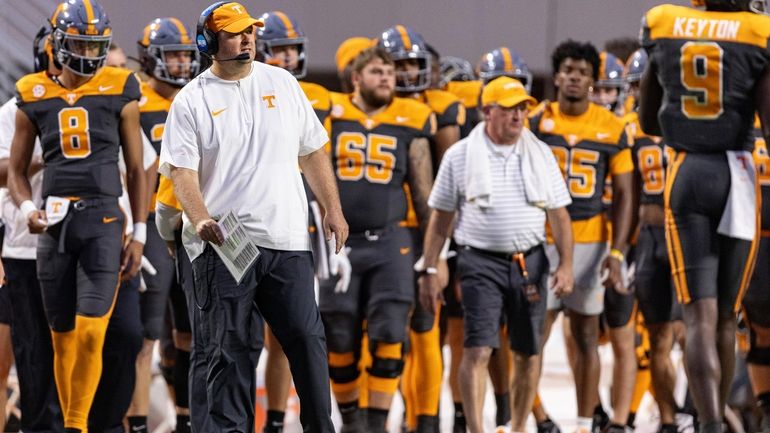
155,201,182,241
295,80,329,156
159,94,199,177
427,148,459,212
610,147,634,176
420,112,438,140
436,101,464,129
122,73,142,104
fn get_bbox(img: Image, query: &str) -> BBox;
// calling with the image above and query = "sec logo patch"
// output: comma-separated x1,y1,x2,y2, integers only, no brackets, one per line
32,84,46,99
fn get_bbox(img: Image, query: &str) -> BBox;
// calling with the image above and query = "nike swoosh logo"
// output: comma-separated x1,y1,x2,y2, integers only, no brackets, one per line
131,426,146,432
308,99,319,105
99,85,113,92
396,116,410,123
103,216,118,224
212,108,227,116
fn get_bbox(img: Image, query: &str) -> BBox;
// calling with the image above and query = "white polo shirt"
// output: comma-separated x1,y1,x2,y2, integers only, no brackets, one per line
0,97,43,260
429,131,571,253
159,61,328,261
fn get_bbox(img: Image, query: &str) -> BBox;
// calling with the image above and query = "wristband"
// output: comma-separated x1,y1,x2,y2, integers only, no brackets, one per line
609,248,625,262
20,200,38,218
133,222,147,245
420,267,438,276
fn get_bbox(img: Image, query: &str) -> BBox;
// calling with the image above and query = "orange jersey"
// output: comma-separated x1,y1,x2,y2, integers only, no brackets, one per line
531,102,633,243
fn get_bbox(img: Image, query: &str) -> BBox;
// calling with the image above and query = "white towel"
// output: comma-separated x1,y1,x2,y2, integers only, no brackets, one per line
718,150,757,241
519,127,560,209
465,122,560,209
465,122,494,208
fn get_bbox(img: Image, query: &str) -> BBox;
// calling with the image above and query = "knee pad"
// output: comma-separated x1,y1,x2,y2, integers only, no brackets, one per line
748,323,770,366
367,341,405,379
328,351,360,384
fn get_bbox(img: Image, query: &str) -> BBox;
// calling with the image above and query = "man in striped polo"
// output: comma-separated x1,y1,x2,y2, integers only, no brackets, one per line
419,76,574,433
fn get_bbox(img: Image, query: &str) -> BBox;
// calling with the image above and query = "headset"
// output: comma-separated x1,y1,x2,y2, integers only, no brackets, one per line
33,25,52,73
196,1,226,57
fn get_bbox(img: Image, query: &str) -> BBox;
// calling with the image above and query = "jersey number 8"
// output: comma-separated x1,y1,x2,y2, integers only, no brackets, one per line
58,107,92,159
680,42,724,120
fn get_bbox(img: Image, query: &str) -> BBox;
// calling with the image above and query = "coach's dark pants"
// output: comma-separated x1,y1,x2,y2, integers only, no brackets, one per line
191,246,334,433
5,258,63,433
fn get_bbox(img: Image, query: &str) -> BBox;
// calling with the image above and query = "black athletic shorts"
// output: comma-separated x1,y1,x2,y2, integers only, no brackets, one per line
37,197,124,331
665,151,757,315
635,224,681,324
456,244,548,355
319,225,414,352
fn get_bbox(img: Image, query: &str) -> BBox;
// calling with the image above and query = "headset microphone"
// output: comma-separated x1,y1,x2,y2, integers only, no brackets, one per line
218,52,251,61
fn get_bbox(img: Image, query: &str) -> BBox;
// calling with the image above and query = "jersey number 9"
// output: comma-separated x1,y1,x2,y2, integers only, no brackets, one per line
680,42,724,120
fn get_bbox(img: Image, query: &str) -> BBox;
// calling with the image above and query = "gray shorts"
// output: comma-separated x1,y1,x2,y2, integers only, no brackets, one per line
546,242,607,316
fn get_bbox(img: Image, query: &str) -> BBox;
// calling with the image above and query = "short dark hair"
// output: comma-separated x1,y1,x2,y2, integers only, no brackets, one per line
604,37,640,63
551,39,600,81
352,46,394,73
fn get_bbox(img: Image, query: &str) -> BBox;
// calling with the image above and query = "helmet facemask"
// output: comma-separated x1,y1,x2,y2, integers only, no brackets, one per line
393,53,431,93
143,43,200,87
258,37,308,79
53,29,111,76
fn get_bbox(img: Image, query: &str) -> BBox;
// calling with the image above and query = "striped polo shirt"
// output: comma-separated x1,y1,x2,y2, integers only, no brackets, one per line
429,130,571,253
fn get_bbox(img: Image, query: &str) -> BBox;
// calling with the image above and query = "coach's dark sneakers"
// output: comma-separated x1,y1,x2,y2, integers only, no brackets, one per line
538,417,562,433
592,405,610,433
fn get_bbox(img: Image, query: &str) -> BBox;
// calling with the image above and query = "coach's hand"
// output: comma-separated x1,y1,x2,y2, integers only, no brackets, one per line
196,218,225,246
419,274,444,314
121,239,144,280
324,208,348,254
602,255,628,294
551,261,573,298
27,209,48,234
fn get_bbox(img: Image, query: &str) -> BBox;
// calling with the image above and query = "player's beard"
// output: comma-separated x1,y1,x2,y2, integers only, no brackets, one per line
360,85,393,109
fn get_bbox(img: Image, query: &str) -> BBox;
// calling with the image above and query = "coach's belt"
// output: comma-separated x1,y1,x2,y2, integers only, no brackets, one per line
463,244,542,262
465,245,543,301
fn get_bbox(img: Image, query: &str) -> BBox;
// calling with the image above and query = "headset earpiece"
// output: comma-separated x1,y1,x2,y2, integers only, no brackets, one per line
196,1,225,57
